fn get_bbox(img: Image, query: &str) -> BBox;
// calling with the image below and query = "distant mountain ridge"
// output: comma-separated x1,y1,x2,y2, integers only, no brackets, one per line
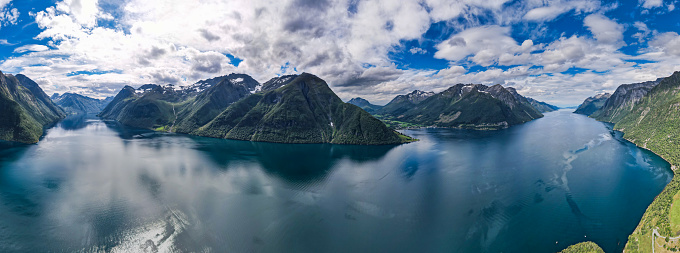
372,84,550,130
376,90,435,116
347,97,382,113
100,73,413,145
51,93,112,114
574,93,611,116
0,71,65,143
590,78,663,122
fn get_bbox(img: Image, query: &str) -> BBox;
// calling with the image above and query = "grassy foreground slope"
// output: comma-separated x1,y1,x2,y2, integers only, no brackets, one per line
617,72,680,252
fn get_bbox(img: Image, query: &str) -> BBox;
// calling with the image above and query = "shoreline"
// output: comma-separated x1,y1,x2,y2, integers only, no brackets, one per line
604,122,678,252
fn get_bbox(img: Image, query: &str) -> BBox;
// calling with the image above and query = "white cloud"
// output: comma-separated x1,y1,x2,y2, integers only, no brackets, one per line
13,44,50,53
648,32,680,57
409,47,427,54
56,0,102,28
632,21,651,42
583,14,624,45
523,1,600,22
0,0,678,105
0,6,18,27
434,26,535,66
0,0,11,9
639,0,663,8
524,6,570,21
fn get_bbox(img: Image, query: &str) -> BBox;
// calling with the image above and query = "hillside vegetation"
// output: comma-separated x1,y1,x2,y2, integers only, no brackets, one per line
0,71,65,143
100,73,410,145
373,84,544,130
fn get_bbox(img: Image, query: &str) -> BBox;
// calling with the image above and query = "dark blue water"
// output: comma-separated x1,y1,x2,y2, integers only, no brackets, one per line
0,110,671,252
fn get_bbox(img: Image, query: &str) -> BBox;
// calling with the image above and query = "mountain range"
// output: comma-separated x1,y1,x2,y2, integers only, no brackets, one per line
574,93,611,116
51,93,113,115
351,84,555,130
590,78,663,123
570,71,680,252
347,97,382,114
2,70,557,144
100,73,413,145
0,72,65,143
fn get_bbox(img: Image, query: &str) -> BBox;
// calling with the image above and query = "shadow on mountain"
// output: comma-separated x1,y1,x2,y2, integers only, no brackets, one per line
193,138,397,183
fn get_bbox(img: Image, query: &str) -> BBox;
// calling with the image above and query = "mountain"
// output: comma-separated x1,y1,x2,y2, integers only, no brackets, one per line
525,97,559,113
573,93,611,116
527,97,559,113
101,73,412,144
347,97,382,113
194,73,409,144
590,78,663,122
613,72,680,165
613,72,680,252
174,74,260,133
0,71,66,143
51,93,111,114
504,86,559,113
376,90,435,116
376,84,543,130
98,84,193,129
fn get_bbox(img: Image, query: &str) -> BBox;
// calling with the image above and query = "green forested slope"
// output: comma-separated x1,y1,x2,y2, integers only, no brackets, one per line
196,73,406,145
378,84,543,130
597,71,680,252
0,72,65,143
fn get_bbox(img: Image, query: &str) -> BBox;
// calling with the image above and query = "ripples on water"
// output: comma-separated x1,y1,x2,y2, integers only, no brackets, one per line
0,111,672,252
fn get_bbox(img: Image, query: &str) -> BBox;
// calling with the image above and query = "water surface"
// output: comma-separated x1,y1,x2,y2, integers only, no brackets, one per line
0,110,672,252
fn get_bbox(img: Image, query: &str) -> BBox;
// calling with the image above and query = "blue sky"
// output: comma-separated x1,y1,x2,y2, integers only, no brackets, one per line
0,0,679,106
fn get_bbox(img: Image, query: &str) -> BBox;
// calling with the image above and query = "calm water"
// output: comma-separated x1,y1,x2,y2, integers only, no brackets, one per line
0,110,671,252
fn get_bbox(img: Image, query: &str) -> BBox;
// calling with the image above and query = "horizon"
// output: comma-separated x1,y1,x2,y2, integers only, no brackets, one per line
1,0,679,106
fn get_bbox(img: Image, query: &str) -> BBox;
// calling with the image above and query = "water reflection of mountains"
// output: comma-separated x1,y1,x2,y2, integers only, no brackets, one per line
57,114,98,130
193,138,397,182
97,118,398,182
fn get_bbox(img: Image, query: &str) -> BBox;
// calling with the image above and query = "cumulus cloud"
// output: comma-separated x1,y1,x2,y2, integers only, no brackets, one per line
0,0,678,105
584,14,624,45
191,51,228,74
56,0,103,28
0,5,18,27
648,32,680,57
198,29,220,42
434,26,534,66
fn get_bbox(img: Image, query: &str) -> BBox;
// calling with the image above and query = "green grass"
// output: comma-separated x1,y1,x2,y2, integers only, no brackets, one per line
560,241,605,253
373,115,425,129
397,131,418,142
671,192,680,235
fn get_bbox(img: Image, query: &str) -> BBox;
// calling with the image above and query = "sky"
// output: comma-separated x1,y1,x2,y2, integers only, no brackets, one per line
0,0,679,106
